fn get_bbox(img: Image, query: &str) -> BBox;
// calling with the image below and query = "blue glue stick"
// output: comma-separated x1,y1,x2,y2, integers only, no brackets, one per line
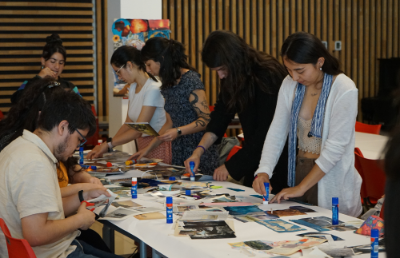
263,182,270,204
189,161,195,181
131,177,137,199
185,189,191,196
169,176,176,181
332,197,339,225
82,165,97,170
79,147,84,165
371,228,379,258
166,196,173,224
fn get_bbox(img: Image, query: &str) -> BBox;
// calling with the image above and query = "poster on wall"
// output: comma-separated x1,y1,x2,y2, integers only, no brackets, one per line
112,19,170,97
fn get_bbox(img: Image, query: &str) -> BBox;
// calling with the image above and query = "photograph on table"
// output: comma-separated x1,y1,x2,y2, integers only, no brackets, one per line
134,212,166,220
223,205,264,215
290,216,344,232
182,221,236,239
243,240,274,250
267,208,307,217
125,122,159,137
100,207,138,221
324,225,358,231
256,219,306,233
297,232,344,241
289,206,317,213
112,200,142,208
234,211,279,223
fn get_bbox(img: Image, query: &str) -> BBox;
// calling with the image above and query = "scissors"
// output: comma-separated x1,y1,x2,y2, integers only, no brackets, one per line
81,199,111,219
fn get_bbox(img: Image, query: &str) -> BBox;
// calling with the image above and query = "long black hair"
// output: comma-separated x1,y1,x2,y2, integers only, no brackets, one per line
141,37,195,90
202,30,287,113
43,34,67,62
281,32,342,75
111,45,157,82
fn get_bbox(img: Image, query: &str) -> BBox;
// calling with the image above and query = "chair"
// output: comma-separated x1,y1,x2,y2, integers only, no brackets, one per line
0,110,4,121
354,149,386,208
84,105,100,147
0,218,36,258
226,145,242,161
355,121,382,135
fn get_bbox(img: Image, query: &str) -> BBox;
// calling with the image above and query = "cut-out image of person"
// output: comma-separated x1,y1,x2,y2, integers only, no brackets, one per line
184,30,288,190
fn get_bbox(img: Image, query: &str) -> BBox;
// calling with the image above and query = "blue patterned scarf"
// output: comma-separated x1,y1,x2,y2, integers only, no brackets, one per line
287,73,333,187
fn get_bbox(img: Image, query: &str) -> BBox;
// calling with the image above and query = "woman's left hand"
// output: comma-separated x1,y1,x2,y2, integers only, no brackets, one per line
89,177,103,186
213,164,229,181
270,186,306,204
158,128,179,142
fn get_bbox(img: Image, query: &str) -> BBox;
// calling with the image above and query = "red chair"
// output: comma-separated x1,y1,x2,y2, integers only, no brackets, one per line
354,148,367,202
226,145,242,161
0,110,4,121
354,150,386,208
355,121,382,135
0,218,36,258
84,105,100,147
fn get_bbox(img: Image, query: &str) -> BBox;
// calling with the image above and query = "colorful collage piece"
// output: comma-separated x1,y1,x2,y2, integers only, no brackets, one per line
256,219,306,233
223,205,264,215
112,18,170,96
267,208,306,217
355,215,384,237
290,216,344,232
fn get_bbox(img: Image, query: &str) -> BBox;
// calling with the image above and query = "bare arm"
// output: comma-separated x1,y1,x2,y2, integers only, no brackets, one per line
60,183,106,198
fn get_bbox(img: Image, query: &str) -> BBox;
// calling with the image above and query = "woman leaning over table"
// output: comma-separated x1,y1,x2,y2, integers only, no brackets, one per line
184,30,289,190
86,45,171,163
253,32,362,217
129,37,219,175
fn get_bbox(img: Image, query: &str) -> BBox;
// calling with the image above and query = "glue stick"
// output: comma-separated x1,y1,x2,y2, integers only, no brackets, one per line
263,182,269,204
166,196,173,224
131,177,137,199
332,197,339,225
371,228,379,258
189,161,195,181
79,147,84,165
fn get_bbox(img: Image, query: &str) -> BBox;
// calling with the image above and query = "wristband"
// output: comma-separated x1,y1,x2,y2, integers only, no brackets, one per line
197,145,206,153
78,190,84,202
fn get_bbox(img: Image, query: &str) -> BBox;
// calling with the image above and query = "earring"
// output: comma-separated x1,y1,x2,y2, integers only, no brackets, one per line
320,67,322,71
41,66,44,69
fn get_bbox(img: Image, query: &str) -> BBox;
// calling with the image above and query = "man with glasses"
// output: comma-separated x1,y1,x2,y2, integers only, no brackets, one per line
0,90,122,258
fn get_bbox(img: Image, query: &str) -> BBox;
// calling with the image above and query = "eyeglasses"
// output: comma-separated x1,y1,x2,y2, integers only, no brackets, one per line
116,64,125,75
75,129,87,147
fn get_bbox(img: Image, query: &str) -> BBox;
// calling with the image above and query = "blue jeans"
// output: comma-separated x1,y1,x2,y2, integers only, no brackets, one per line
67,240,123,258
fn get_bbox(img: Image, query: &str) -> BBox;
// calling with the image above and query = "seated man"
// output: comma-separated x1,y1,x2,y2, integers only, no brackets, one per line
0,88,121,258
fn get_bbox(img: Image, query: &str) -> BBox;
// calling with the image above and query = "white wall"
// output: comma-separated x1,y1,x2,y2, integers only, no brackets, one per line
107,0,162,154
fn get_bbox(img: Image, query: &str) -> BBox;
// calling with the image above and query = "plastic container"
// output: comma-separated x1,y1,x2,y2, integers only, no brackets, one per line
189,161,195,181
332,197,339,225
263,182,269,204
131,177,137,199
185,189,191,196
166,196,173,224
371,229,379,258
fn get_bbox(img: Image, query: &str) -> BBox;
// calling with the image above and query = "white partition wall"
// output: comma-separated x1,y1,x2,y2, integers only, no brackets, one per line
107,0,162,154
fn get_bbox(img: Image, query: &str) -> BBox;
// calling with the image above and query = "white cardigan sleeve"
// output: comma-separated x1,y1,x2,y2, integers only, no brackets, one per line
255,76,294,178
315,88,358,173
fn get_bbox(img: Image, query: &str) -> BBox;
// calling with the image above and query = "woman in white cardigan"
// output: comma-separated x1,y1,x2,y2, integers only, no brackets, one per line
253,32,362,217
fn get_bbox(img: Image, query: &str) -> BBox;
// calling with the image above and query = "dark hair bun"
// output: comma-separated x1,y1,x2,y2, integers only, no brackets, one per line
46,34,63,46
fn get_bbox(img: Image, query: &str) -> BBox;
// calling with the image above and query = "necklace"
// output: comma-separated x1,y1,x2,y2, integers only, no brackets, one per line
310,92,319,96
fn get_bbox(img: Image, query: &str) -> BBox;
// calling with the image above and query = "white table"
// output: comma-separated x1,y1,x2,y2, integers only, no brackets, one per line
101,181,381,258
355,132,388,160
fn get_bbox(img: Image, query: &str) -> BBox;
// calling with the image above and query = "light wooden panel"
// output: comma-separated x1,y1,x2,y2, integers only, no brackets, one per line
163,0,400,122
0,0,98,116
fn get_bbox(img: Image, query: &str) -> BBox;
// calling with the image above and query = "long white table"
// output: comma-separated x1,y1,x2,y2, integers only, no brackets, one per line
101,181,382,258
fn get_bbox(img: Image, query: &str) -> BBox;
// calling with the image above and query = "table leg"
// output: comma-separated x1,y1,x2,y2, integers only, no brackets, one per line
102,224,115,253
152,248,162,258
140,240,147,258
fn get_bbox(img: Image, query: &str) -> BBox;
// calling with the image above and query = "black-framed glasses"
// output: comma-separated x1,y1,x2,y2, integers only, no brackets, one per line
116,64,125,75
75,129,87,147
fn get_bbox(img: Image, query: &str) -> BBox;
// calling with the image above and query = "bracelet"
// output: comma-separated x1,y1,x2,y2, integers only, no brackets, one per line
197,145,206,153
78,190,84,202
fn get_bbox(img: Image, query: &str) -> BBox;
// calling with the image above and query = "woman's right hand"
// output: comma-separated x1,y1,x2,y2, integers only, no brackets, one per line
86,142,108,160
184,153,201,174
128,148,150,161
252,173,273,195
38,67,57,78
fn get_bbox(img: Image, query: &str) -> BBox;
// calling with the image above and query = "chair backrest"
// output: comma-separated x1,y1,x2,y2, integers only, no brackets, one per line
0,110,4,121
354,148,367,199
355,121,382,135
0,218,36,258
226,145,242,161
84,105,99,147
354,151,386,201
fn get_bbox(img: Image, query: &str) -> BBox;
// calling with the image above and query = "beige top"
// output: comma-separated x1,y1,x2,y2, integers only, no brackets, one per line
297,116,322,154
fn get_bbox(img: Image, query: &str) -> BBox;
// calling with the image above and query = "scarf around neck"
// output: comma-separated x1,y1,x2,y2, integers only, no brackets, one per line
287,73,333,187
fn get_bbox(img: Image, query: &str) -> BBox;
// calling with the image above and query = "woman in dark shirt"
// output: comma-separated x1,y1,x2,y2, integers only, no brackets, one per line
184,30,289,190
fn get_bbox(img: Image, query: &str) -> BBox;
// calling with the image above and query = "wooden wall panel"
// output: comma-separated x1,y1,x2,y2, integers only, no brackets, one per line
161,0,400,122
0,0,100,115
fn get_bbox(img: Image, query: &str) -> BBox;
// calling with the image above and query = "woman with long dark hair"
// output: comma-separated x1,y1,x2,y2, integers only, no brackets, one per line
86,45,171,162
11,33,79,104
129,37,219,175
184,30,288,189
253,32,362,217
